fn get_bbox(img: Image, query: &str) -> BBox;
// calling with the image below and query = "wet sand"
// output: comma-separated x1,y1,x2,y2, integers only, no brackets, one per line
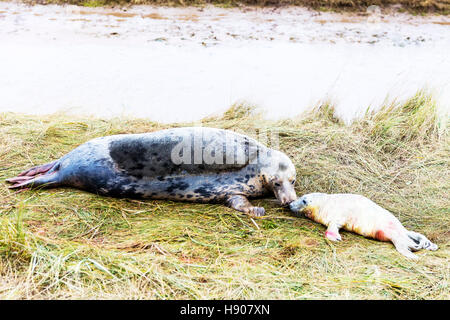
0,3,449,123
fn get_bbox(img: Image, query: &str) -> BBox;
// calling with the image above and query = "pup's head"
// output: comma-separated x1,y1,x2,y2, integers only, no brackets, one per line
289,193,326,213
262,151,297,206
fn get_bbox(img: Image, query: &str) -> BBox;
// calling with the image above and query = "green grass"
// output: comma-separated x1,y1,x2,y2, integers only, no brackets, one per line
0,91,448,299
80,0,107,7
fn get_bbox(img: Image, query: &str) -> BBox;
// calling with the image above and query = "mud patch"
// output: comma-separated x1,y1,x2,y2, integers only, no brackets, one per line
142,13,167,20
177,13,199,22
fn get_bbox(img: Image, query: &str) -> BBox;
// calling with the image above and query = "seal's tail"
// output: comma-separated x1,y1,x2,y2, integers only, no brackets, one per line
6,161,61,189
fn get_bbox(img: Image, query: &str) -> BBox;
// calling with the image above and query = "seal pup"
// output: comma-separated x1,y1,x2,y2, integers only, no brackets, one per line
289,193,438,259
6,127,297,217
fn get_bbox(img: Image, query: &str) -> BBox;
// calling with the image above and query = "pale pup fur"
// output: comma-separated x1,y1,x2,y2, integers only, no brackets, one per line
290,193,438,260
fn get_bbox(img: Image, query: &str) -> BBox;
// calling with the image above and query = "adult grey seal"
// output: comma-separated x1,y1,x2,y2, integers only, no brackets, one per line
290,193,438,259
7,127,297,216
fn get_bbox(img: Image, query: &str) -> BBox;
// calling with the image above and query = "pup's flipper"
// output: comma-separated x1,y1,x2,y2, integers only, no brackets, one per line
407,231,438,251
325,223,342,241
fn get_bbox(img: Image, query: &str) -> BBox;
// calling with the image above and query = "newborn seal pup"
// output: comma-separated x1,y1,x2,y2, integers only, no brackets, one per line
290,193,438,259
7,127,297,217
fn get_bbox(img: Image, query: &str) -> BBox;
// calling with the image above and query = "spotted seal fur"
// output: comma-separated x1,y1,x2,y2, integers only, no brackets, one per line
290,193,438,259
7,127,297,216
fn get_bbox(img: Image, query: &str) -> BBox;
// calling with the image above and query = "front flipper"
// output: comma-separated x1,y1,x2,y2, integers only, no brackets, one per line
325,223,342,241
225,195,265,217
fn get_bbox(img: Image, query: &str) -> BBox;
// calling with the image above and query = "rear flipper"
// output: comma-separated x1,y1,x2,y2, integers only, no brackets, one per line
391,237,419,260
407,231,438,251
391,230,438,260
6,161,61,189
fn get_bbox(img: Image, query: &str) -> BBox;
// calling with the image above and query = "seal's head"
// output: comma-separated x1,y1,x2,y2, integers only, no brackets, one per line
262,151,297,206
289,193,326,214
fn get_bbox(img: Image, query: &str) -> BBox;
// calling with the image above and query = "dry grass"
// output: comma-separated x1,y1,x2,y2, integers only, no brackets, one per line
0,91,449,299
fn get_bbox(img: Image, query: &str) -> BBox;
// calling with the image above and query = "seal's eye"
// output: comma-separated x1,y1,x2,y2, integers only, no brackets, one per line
274,182,281,187
291,180,296,185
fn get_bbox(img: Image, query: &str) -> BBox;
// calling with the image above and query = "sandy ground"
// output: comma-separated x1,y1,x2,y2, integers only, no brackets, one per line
0,2,449,123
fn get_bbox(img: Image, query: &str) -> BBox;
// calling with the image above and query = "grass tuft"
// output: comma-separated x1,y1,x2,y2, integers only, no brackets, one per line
368,91,443,147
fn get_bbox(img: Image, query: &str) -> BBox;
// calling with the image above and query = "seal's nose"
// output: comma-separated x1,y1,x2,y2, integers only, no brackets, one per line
280,196,295,206
289,201,296,211
289,198,307,212
286,198,295,205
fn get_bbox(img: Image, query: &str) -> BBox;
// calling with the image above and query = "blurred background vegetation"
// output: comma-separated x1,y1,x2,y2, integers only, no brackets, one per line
17,0,450,14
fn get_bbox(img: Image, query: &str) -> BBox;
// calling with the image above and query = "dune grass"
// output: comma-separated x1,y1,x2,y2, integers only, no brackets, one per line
0,91,448,299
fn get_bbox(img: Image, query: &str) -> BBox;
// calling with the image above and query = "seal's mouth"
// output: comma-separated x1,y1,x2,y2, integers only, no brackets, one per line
267,199,293,208
280,199,295,206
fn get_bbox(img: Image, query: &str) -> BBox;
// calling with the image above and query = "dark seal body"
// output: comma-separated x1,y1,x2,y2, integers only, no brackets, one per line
7,127,298,215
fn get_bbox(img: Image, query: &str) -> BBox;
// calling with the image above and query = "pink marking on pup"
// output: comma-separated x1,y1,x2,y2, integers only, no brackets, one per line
325,231,337,238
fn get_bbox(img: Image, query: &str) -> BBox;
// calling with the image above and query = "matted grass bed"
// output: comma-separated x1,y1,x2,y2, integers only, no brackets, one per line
0,92,448,299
